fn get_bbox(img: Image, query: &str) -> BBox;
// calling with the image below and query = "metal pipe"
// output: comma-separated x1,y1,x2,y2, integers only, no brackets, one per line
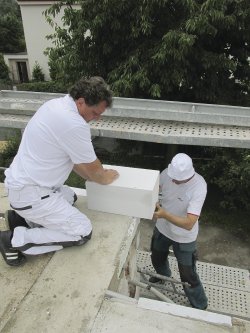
137,268,190,287
128,278,174,303
140,273,186,297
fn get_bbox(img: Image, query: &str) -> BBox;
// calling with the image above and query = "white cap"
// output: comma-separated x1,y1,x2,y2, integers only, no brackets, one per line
167,153,195,181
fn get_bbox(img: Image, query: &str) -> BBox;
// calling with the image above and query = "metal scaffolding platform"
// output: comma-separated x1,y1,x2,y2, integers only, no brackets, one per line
91,116,250,148
136,250,250,320
1,90,250,148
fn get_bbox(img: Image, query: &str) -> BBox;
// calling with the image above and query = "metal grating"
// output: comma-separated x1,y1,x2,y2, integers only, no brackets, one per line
91,117,250,148
92,117,249,139
1,112,250,148
137,250,250,320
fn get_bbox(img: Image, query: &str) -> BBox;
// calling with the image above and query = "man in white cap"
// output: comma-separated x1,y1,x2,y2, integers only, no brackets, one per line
150,153,208,310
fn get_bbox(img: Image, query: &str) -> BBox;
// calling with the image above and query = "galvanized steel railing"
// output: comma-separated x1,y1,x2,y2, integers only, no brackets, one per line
0,90,250,148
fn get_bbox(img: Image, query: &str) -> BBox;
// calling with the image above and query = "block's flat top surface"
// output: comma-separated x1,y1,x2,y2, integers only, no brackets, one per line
95,165,159,190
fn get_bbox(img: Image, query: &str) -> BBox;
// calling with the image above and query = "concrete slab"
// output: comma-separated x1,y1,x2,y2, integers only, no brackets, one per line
0,188,136,333
0,254,52,331
0,183,10,216
138,297,232,327
91,298,250,333
1,184,249,332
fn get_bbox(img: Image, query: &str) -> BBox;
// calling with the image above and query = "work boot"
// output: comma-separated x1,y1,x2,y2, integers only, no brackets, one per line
4,210,29,232
0,230,26,266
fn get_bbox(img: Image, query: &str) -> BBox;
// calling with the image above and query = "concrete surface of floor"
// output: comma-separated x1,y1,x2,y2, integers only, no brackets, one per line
0,183,249,333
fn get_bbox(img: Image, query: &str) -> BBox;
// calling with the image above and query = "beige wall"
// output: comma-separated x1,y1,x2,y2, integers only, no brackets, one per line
19,1,79,81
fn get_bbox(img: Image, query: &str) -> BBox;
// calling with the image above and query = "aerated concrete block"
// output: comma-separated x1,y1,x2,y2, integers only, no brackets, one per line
86,165,159,219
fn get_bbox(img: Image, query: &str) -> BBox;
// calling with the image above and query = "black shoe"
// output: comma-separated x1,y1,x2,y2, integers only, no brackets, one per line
149,276,163,283
73,193,78,205
76,231,92,246
191,304,208,310
4,210,29,232
0,230,26,266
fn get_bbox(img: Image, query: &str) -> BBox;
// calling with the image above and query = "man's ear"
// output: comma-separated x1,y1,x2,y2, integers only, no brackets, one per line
76,97,85,107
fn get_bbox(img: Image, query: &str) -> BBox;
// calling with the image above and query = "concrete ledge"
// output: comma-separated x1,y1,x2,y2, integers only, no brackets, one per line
1,90,250,126
138,297,232,327
0,187,138,333
90,298,250,333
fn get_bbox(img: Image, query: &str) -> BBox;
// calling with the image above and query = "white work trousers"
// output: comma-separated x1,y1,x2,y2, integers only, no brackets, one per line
7,185,92,255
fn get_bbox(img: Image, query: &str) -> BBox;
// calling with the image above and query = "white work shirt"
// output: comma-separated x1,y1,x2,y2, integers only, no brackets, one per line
156,168,207,243
5,95,96,188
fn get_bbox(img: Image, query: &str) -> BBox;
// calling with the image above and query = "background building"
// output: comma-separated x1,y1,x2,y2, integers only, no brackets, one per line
4,0,76,82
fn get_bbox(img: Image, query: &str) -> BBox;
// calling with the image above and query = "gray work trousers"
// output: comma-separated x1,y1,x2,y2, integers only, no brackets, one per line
151,227,208,310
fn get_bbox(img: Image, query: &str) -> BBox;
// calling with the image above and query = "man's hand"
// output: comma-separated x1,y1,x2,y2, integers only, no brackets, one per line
102,168,119,184
153,202,198,230
153,203,166,220
74,160,119,185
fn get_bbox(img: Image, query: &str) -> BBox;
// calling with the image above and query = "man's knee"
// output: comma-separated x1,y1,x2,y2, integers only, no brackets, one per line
64,211,92,237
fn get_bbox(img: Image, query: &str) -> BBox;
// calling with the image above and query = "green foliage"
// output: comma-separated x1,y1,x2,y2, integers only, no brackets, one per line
201,204,250,235
32,62,45,82
0,53,10,82
197,148,250,211
16,81,68,93
45,0,250,105
0,134,21,172
0,0,20,17
0,0,25,53
45,48,65,81
65,172,86,188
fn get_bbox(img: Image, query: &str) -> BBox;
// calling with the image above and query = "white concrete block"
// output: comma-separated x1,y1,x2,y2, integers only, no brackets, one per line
86,165,159,219
138,298,232,327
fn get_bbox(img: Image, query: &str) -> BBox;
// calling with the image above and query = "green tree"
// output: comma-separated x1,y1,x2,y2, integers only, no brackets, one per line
45,47,65,81
32,61,45,82
45,0,250,105
0,0,25,53
197,148,250,211
0,53,10,82
0,0,19,17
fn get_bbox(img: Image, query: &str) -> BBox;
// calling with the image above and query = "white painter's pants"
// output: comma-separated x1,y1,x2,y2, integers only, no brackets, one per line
7,185,92,255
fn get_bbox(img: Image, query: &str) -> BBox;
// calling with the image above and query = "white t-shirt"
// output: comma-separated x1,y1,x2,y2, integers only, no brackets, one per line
5,95,96,188
156,168,207,243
